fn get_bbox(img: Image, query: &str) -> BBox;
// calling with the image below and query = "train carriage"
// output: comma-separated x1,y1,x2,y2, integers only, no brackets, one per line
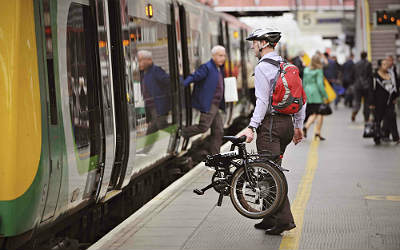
0,1,254,249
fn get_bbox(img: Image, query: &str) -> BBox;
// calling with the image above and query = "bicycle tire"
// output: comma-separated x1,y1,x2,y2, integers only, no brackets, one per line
274,165,288,211
229,162,286,219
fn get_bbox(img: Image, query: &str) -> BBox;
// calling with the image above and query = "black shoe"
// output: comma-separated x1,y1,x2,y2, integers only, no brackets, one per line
254,221,274,230
351,112,356,122
315,134,325,141
265,222,296,235
302,127,307,138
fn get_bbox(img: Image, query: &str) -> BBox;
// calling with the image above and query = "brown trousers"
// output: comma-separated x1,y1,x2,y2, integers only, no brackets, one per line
182,104,223,155
256,113,294,225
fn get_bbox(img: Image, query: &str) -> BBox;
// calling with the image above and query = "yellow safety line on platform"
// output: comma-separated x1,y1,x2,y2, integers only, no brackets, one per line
279,139,320,250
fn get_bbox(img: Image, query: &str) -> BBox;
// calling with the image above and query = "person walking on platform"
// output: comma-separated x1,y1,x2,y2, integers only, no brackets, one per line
302,54,329,140
381,55,400,141
342,54,355,107
323,54,343,109
370,59,400,145
181,45,226,155
292,51,305,79
387,55,399,83
352,51,373,122
238,27,305,235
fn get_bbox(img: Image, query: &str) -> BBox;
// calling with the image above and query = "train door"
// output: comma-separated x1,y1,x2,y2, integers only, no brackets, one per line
240,29,248,96
122,0,178,176
170,2,184,154
178,4,192,132
106,0,135,190
93,0,117,200
227,24,243,123
55,0,105,209
220,19,234,126
37,0,64,221
239,28,256,117
178,3,205,150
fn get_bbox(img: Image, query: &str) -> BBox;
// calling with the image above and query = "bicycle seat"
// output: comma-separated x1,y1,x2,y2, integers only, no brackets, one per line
223,135,246,144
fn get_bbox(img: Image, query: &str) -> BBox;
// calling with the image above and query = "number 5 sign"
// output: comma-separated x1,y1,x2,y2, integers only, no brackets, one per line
299,11,315,28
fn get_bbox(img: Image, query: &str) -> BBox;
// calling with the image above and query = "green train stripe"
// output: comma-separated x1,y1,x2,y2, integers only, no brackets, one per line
136,124,178,150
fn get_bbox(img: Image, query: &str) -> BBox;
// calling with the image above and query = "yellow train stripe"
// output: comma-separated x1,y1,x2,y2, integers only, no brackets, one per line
279,139,320,250
0,0,41,200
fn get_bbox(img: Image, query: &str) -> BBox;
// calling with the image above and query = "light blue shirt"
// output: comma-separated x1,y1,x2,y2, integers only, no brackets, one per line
249,51,306,129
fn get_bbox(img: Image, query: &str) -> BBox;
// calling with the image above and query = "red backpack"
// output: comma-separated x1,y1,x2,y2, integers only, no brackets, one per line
261,58,307,114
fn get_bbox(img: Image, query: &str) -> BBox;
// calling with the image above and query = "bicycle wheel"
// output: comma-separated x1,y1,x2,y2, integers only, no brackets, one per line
274,165,288,210
229,162,286,219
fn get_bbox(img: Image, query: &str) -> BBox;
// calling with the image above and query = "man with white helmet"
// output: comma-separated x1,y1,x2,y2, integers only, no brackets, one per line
238,27,305,235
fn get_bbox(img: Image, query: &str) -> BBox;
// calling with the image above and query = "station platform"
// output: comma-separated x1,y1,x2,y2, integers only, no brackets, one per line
89,106,400,250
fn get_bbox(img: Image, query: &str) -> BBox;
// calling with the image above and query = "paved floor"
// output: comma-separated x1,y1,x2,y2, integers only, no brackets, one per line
89,105,400,250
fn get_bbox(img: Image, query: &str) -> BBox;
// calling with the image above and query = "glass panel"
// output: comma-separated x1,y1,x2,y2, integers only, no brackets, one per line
66,3,90,154
229,26,242,89
97,3,113,111
129,17,173,154
186,12,202,125
93,0,117,197
209,19,219,48
187,12,201,72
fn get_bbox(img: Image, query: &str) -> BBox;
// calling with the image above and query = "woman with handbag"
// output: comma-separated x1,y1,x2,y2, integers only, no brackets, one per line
370,59,399,145
302,54,329,140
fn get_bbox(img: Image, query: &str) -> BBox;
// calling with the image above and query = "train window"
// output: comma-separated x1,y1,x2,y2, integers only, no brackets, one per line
187,12,202,72
129,17,173,140
190,30,201,70
47,59,58,124
66,3,91,151
43,0,58,125
209,19,219,48
96,1,112,110
229,27,242,88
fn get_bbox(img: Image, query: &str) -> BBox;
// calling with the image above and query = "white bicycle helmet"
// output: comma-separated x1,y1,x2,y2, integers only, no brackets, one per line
246,27,281,47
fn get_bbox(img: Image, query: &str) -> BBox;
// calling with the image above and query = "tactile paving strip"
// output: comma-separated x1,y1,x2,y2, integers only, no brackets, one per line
182,201,283,250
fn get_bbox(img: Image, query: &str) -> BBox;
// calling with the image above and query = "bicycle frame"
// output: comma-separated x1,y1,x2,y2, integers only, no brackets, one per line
194,140,288,206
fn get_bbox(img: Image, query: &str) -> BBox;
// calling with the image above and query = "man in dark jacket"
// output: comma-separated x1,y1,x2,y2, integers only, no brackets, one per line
292,51,305,79
139,50,171,134
352,51,373,122
324,54,344,108
342,54,355,107
182,45,226,154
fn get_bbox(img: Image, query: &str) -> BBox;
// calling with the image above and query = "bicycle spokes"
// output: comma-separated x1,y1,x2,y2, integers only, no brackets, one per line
234,166,278,212
230,162,286,219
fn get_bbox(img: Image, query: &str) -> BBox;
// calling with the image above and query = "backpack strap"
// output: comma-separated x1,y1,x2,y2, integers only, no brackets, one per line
258,58,282,91
252,58,282,76
259,58,281,68
258,58,283,114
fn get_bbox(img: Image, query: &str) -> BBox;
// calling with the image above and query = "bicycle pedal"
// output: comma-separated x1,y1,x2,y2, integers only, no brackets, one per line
193,189,204,195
